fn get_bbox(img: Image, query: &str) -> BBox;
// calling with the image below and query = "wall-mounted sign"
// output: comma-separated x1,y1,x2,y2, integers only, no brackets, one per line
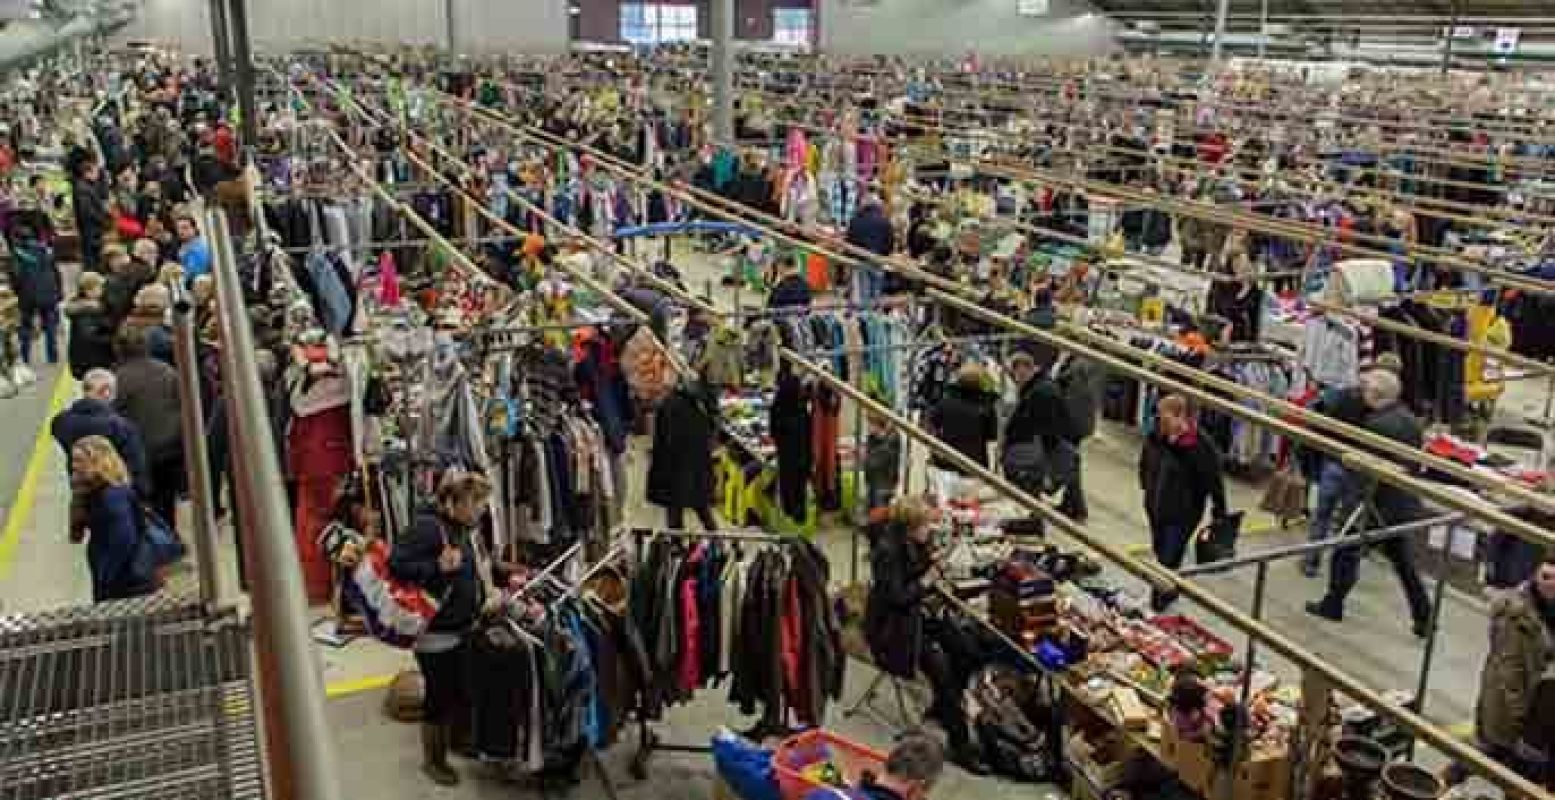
1018,0,1050,16
1494,27,1520,54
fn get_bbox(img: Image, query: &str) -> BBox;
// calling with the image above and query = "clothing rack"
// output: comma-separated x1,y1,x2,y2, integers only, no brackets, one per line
276,233,527,256
478,536,624,800
626,526,803,780
508,541,583,605
467,317,642,350
806,331,1031,358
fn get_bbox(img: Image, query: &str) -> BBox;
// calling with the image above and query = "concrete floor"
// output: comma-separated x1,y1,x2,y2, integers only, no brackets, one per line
0,240,1534,796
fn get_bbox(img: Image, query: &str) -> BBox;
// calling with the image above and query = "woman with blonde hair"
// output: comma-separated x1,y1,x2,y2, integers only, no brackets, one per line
71,435,156,602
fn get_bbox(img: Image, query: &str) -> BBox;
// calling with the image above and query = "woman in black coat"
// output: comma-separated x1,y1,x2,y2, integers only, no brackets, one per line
927,364,999,475
388,471,494,787
646,380,720,531
65,274,116,379
864,499,987,773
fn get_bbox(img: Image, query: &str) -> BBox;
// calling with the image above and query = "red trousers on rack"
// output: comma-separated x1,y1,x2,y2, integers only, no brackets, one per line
293,476,340,604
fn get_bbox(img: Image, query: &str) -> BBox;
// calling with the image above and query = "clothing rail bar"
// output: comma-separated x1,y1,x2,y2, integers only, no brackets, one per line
627,527,797,544
1178,512,1466,577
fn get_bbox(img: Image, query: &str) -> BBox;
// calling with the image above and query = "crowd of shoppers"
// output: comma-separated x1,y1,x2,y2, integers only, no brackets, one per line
2,57,241,603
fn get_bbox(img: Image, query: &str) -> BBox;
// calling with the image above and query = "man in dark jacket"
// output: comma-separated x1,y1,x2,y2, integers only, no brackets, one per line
51,368,149,494
70,158,111,273
1307,369,1433,636
1301,354,1402,576
846,197,894,301
9,221,63,365
1139,394,1229,611
1054,351,1105,520
1002,351,1076,497
766,260,812,310
113,329,184,532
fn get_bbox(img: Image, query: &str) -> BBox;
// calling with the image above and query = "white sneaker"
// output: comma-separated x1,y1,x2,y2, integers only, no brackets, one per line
11,364,35,387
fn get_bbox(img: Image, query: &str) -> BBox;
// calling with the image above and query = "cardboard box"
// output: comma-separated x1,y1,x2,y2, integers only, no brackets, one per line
1108,686,1152,731
1066,729,1136,791
1160,725,1216,797
1214,748,1291,800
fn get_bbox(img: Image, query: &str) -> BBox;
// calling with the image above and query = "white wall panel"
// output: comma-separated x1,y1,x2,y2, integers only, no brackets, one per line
455,0,569,54
246,0,448,50
116,0,214,53
818,0,1118,57
115,0,569,54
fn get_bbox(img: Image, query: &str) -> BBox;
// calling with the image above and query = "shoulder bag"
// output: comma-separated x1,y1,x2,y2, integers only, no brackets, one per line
129,504,186,588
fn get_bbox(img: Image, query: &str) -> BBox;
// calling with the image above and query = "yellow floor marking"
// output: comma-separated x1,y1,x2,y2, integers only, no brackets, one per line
326,673,396,698
0,372,75,579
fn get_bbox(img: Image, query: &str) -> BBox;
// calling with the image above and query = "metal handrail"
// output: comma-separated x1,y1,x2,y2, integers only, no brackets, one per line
206,206,343,800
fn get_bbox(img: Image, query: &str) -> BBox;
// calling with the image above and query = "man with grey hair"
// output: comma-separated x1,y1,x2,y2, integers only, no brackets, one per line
51,369,150,540
1306,368,1433,637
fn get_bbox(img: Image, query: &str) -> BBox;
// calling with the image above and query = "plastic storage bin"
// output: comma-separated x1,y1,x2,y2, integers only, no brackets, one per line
771,731,888,800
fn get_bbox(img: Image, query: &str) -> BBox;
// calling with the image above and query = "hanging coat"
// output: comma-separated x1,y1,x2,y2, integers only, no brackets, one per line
646,383,718,510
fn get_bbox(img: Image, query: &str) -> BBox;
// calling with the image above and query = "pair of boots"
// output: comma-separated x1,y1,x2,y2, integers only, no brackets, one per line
421,723,460,786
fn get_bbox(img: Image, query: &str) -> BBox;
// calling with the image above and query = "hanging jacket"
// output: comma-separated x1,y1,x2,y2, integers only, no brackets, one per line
864,522,930,679
698,327,744,389
646,383,718,510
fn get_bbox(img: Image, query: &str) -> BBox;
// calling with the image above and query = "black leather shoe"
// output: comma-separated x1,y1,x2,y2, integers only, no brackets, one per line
950,746,991,777
1304,601,1343,623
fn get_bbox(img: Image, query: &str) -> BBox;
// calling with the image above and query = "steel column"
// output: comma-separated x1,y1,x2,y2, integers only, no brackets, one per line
710,0,735,144
1211,0,1233,69
225,0,259,146
207,0,233,92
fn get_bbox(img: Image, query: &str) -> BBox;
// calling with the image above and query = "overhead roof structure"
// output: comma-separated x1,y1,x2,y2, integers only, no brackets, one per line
1094,0,1555,39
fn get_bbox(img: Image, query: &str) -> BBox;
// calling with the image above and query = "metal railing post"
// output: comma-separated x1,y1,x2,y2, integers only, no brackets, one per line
206,207,343,800
170,290,223,612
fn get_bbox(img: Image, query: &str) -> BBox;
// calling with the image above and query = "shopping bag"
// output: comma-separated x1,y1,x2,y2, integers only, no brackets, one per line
1259,469,1307,522
342,538,442,649
1194,511,1244,569
130,506,186,588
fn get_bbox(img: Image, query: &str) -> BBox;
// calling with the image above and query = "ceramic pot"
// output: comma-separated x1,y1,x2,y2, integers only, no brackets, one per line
1334,735,1388,800
1381,762,1444,800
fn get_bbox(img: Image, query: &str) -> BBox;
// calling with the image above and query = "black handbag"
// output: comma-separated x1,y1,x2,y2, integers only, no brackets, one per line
1194,511,1244,569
